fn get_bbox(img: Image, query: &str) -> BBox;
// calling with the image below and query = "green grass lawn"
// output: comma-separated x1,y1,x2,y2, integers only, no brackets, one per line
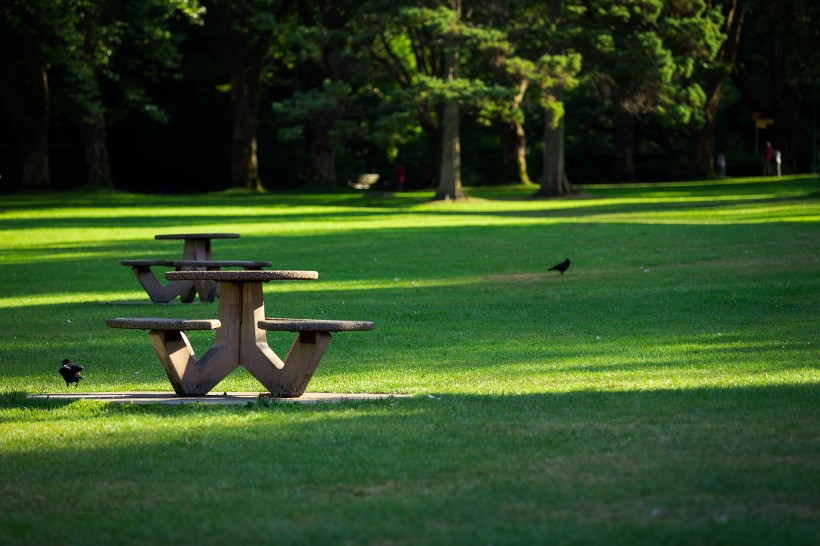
1,176,818,544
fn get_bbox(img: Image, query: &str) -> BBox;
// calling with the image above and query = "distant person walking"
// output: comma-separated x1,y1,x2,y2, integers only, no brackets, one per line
774,149,782,176
716,152,726,177
763,142,774,176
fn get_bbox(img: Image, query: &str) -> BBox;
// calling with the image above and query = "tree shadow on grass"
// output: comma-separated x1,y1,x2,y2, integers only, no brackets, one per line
0,385,817,544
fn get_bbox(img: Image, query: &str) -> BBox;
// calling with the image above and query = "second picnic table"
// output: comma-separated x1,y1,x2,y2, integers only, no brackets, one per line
124,233,270,303
153,232,241,302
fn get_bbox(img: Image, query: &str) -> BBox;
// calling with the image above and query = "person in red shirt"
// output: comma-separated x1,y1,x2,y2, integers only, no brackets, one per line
764,142,774,175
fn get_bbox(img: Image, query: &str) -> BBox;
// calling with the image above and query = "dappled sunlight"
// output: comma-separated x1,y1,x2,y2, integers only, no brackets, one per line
1,178,817,256
0,276,486,309
0,290,152,309
586,203,820,225
266,275,480,294
350,334,820,396
0,248,125,264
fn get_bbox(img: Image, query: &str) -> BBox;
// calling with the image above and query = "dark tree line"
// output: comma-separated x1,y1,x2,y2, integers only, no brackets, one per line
1,0,817,196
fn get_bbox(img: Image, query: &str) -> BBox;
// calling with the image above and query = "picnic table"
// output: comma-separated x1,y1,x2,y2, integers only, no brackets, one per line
123,259,272,303
125,233,257,303
108,270,373,397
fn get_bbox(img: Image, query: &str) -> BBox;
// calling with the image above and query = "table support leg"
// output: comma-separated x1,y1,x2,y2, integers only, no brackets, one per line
182,239,217,303
194,279,219,303
146,282,240,395
130,266,194,304
278,331,333,397
147,329,199,396
242,331,332,397
237,280,333,396
185,282,243,393
238,282,288,390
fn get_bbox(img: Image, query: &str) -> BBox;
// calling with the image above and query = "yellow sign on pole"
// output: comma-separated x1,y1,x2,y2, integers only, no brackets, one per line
756,118,775,128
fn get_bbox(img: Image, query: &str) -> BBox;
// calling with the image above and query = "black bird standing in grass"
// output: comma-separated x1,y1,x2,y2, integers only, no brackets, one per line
59,359,84,387
548,258,571,275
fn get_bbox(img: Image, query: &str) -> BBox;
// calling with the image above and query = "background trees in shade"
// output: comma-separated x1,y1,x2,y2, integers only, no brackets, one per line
1,0,817,195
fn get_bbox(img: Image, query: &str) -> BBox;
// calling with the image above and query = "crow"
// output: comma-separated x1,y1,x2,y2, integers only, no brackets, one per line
59,359,84,387
548,258,571,275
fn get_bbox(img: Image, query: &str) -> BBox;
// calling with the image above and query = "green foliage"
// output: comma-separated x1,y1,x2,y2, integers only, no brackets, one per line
4,0,817,191
0,0,201,126
576,0,724,125
273,80,353,141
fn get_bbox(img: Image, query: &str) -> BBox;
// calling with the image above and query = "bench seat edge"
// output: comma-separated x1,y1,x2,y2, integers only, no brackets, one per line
106,318,221,330
258,318,374,332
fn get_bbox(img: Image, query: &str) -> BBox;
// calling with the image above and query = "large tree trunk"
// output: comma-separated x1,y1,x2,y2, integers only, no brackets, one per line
690,0,746,177
213,1,271,193
499,77,531,185
436,97,465,200
536,101,573,197
691,109,717,177
770,57,802,174
80,114,112,187
306,115,338,186
421,116,442,187
500,120,532,184
612,113,636,182
434,0,466,201
229,45,262,191
0,54,51,192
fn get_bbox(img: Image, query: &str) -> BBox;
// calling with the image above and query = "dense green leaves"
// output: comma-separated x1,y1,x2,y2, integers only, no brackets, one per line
1,0,817,192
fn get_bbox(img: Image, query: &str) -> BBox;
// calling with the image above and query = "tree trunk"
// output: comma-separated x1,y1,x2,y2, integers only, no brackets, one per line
436,97,466,200
536,101,573,197
229,50,262,191
80,109,112,187
0,55,51,192
771,56,802,174
434,0,466,201
499,77,531,185
612,113,636,181
421,116,442,187
215,2,271,193
500,121,532,184
306,116,338,186
690,0,746,177
691,113,717,177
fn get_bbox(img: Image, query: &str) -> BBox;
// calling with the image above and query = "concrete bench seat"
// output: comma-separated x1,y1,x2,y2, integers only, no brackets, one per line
106,318,221,330
258,319,374,332
107,317,222,396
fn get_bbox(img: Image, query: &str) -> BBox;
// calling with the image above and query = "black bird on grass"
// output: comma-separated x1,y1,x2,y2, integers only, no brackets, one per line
548,258,571,275
59,359,84,387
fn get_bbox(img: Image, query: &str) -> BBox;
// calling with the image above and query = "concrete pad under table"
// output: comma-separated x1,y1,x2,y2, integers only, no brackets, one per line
28,391,408,405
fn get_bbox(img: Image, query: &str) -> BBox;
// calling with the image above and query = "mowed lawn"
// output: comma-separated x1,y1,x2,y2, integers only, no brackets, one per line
0,177,818,545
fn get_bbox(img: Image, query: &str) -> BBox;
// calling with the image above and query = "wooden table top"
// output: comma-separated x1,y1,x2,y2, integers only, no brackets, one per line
166,270,318,282
155,233,240,240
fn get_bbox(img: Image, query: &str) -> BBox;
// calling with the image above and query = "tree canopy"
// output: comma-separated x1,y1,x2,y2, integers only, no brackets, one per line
0,0,817,194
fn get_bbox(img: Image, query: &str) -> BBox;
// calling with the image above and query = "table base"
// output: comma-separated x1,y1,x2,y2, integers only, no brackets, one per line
146,282,332,396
